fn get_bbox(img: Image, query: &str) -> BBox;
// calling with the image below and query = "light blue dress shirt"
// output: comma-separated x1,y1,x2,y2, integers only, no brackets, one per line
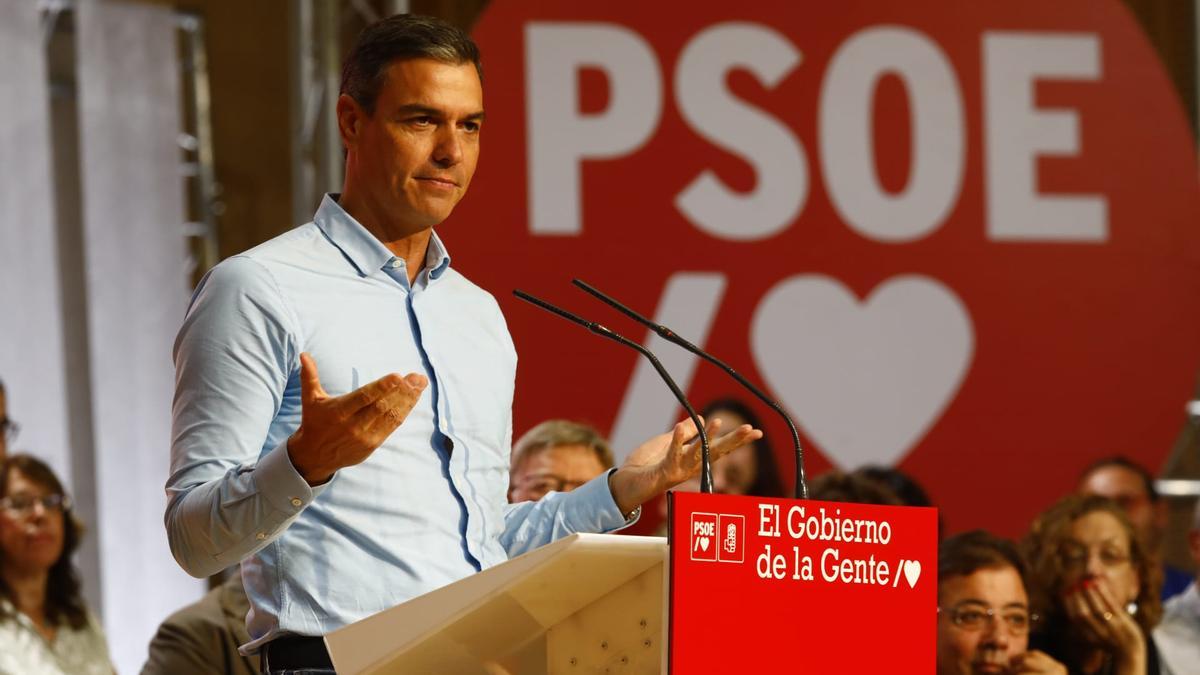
166,195,630,652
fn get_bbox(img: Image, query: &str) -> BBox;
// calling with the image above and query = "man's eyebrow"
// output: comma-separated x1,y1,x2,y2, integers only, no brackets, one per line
394,104,486,121
950,599,1028,610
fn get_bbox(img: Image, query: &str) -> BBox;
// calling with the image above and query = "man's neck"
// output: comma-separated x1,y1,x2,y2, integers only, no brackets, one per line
337,190,432,285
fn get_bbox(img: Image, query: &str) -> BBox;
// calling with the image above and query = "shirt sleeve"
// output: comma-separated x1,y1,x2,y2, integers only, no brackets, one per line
499,468,640,558
164,256,326,579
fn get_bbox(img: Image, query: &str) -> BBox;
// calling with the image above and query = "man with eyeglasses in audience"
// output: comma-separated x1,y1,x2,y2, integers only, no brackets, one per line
938,530,1066,675
508,420,613,503
1079,456,1192,601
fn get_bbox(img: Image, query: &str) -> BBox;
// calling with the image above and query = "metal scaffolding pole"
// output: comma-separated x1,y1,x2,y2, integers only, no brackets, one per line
290,0,343,225
178,11,221,278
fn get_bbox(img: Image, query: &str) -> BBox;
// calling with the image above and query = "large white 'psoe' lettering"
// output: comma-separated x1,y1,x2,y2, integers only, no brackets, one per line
984,32,1106,241
820,26,965,243
525,23,662,235
674,23,807,241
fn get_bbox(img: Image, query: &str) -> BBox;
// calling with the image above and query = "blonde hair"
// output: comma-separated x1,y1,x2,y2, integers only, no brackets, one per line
511,420,613,471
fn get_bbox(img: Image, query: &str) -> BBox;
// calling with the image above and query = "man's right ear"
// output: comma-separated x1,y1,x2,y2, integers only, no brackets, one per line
336,93,364,148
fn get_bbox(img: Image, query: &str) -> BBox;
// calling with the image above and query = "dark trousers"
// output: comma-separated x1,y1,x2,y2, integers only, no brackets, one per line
261,636,335,675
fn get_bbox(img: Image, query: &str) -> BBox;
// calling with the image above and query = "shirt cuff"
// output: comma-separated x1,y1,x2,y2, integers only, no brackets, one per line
254,439,330,515
576,468,640,532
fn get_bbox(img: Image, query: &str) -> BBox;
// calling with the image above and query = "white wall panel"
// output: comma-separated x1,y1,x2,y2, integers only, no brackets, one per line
75,0,203,671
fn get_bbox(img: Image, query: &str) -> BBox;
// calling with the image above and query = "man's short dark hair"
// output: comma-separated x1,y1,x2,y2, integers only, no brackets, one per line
1080,455,1159,502
809,470,901,506
938,530,1026,584
340,13,482,116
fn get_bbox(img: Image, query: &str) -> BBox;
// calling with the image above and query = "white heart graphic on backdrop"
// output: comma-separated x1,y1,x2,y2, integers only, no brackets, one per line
904,560,922,588
751,274,973,469
696,536,710,552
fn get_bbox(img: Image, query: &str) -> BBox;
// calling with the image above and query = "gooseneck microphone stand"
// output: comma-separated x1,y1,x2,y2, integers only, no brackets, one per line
571,279,809,500
513,289,715,494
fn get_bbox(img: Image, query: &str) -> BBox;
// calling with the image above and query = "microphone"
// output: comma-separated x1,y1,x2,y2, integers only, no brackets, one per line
512,289,715,493
571,279,809,500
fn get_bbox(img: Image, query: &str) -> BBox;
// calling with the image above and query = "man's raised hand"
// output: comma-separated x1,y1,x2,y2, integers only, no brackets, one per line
287,352,427,485
608,417,763,515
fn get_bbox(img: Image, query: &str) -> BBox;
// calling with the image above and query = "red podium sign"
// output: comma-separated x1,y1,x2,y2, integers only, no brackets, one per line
669,492,937,672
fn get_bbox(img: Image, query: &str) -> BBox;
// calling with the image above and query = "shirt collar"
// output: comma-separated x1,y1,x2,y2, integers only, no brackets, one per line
313,194,453,281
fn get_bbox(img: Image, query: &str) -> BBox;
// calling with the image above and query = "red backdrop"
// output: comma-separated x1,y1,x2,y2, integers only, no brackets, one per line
443,0,1200,538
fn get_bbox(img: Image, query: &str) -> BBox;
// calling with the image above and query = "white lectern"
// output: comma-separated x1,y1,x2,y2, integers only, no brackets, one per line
324,534,668,674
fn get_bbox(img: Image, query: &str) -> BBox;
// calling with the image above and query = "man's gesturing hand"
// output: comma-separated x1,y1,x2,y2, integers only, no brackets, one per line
608,417,763,515
287,353,428,485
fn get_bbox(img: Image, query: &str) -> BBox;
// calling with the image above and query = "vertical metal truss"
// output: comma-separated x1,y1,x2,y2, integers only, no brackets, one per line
290,0,343,225
289,0,413,225
178,11,222,281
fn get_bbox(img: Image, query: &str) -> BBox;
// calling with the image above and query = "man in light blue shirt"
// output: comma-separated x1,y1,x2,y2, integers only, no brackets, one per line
165,15,758,672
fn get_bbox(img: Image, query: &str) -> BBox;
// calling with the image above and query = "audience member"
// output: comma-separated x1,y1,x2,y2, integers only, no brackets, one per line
508,420,613,502
701,399,785,497
1024,494,1163,675
1079,457,1191,600
141,571,255,675
0,454,112,674
859,464,943,539
808,469,902,506
937,530,1065,674
1153,499,1199,675
0,378,15,462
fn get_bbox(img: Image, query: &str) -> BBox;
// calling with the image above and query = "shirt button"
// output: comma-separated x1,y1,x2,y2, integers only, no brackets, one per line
256,532,266,541
290,498,303,508
390,259,403,269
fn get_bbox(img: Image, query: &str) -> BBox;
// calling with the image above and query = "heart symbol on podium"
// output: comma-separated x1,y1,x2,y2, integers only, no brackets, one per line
695,536,710,552
751,275,973,469
904,560,922,588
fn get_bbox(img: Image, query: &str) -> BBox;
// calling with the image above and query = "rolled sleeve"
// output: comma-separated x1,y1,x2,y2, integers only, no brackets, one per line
500,469,638,558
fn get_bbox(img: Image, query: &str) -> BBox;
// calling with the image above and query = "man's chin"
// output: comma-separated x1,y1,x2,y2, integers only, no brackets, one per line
971,662,1013,675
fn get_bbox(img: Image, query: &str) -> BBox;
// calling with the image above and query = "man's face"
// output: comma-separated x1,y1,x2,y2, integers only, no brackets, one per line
342,58,483,231
1079,465,1159,545
509,445,608,502
937,566,1030,675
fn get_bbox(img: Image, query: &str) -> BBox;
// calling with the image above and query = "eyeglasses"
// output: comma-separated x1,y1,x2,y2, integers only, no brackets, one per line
0,493,71,517
939,604,1035,635
1057,544,1131,570
0,417,18,442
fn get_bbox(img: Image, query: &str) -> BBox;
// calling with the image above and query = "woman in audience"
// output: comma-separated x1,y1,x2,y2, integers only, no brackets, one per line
701,398,785,497
0,454,112,674
1023,494,1163,675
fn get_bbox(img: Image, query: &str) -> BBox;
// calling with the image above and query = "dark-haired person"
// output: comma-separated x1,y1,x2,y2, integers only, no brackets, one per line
1079,456,1191,601
859,464,943,539
165,13,760,673
937,530,1065,674
1024,495,1164,675
508,420,613,502
701,398,785,498
0,454,112,674
808,469,903,506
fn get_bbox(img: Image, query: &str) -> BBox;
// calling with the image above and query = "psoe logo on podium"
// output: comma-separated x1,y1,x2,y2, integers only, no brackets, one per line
691,512,745,563
690,512,718,562
718,514,745,563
